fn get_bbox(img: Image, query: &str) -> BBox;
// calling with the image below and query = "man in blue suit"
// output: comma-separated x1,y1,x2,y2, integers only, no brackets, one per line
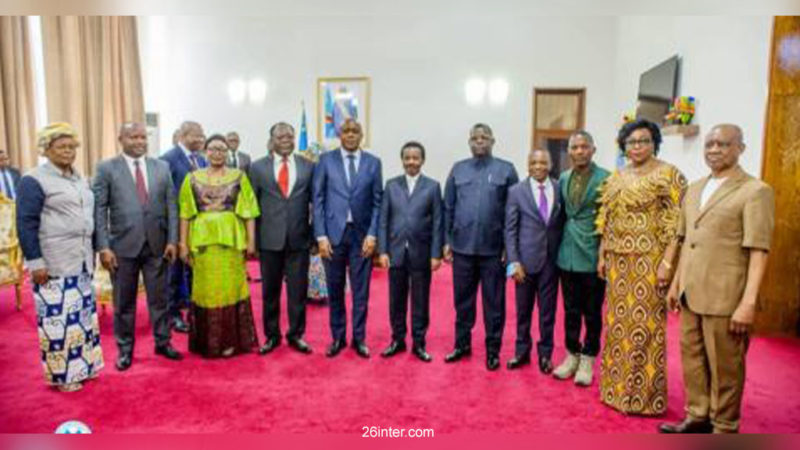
0,148,21,201
313,119,383,358
377,141,443,362
443,123,519,371
505,149,565,374
159,121,207,333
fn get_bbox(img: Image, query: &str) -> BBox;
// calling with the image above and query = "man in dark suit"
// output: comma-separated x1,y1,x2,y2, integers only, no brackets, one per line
505,149,564,373
377,141,443,362
0,148,20,201
249,122,314,355
160,121,206,333
443,123,519,371
94,122,183,371
225,131,252,173
313,119,383,358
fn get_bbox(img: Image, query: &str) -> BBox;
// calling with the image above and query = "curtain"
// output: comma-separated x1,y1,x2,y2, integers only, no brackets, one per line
41,16,144,176
0,16,37,172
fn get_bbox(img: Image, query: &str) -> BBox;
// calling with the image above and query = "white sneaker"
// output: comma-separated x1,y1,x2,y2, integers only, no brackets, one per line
552,352,580,380
574,355,595,387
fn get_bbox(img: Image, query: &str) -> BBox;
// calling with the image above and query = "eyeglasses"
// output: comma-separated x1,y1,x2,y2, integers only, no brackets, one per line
704,140,736,150
624,138,653,149
206,146,228,153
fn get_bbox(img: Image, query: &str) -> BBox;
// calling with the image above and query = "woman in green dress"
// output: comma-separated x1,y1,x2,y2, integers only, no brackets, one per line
178,134,260,357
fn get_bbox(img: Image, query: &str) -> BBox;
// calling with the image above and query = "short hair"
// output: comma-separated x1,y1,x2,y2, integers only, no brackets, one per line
269,122,295,138
226,131,240,138
529,148,551,161
617,119,662,156
569,130,595,147
470,123,493,136
179,121,202,137
400,141,426,160
204,134,228,149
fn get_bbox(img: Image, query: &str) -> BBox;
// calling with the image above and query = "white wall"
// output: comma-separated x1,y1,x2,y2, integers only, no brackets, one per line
138,15,772,183
611,16,772,181
137,15,619,182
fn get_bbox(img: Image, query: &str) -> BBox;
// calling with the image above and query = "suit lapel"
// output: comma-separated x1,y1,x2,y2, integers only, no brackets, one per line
264,154,281,196
695,167,748,223
550,177,561,223
331,149,350,192
288,154,306,197
399,175,410,201
578,164,602,210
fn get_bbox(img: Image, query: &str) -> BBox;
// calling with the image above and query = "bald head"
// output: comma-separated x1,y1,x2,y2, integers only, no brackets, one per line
118,122,148,158
226,131,240,151
704,123,745,176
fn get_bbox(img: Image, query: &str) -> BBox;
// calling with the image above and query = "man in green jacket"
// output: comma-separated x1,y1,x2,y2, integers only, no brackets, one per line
553,130,610,386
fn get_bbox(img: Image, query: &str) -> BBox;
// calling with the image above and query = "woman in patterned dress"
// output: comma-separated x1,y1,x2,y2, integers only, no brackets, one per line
596,119,687,415
16,123,104,392
178,134,260,357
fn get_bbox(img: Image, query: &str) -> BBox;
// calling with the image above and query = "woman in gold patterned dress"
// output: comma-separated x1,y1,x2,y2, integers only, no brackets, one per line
178,134,260,358
596,119,687,416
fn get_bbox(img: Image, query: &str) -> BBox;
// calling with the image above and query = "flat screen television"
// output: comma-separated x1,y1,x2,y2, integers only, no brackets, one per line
636,55,680,124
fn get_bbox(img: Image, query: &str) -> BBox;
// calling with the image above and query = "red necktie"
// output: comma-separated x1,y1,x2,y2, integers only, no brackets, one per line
278,157,289,197
134,160,148,205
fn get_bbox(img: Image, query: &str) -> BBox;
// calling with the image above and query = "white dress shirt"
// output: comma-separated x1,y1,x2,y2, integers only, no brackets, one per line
273,153,297,195
406,173,420,195
122,153,149,192
701,176,727,209
529,177,554,219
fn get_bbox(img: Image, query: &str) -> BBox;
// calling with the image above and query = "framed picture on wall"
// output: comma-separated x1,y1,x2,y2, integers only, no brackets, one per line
316,76,372,149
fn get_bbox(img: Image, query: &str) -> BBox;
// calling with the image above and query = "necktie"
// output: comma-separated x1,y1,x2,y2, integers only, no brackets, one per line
189,153,198,170
230,152,238,169
0,170,13,200
347,154,357,188
538,184,549,223
134,160,148,205
278,157,289,197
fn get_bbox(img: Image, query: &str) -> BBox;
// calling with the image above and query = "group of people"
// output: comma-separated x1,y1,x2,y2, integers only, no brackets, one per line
10,115,773,434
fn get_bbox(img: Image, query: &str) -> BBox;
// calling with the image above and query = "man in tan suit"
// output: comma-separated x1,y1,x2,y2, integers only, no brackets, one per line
659,124,774,434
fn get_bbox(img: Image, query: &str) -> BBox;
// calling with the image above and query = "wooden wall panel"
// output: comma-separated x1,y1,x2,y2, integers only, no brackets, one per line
755,16,800,336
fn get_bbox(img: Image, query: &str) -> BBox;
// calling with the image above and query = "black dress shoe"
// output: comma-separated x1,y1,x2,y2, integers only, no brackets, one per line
326,339,347,357
506,354,531,370
538,355,553,374
658,418,713,434
352,340,370,358
259,337,281,355
486,354,500,371
412,345,432,362
155,344,183,360
381,341,406,358
171,316,189,333
287,338,312,354
115,353,132,371
444,346,472,363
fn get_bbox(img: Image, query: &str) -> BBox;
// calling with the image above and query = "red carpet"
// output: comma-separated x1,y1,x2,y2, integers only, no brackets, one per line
1,264,799,433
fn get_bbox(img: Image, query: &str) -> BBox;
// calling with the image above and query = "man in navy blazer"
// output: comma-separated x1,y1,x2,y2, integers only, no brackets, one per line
0,148,20,201
505,149,565,374
443,123,519,371
159,121,207,333
377,141,443,362
313,119,383,358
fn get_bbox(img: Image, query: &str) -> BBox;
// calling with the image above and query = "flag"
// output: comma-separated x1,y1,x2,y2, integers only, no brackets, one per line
324,86,336,139
298,102,308,151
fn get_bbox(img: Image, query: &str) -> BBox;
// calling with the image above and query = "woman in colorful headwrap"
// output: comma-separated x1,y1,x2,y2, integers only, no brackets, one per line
178,134,260,357
16,122,104,392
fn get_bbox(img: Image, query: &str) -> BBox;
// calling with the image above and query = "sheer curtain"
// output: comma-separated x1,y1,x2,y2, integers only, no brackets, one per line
0,16,37,172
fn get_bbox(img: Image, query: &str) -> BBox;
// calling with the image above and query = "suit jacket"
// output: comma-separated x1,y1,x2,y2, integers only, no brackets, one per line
444,155,519,256
249,153,314,251
312,148,383,246
230,151,252,173
505,177,565,275
556,163,610,272
0,167,20,199
378,174,443,270
160,145,207,192
677,167,774,316
93,155,178,258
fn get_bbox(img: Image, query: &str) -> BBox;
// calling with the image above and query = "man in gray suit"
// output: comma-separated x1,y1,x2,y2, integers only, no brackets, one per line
94,122,183,371
249,122,314,355
226,131,252,173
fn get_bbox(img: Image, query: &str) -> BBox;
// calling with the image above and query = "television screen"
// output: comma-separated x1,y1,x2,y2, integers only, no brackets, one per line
636,55,680,124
